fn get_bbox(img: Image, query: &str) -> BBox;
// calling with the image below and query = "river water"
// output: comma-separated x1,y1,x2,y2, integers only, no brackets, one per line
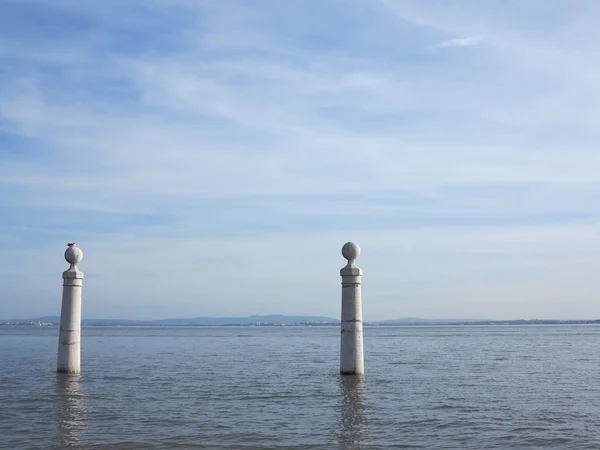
1,325,600,449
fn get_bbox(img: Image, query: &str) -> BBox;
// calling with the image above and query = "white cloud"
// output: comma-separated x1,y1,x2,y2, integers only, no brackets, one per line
437,36,482,48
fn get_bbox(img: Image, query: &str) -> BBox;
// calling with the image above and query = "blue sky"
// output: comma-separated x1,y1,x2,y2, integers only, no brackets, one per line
2,0,600,320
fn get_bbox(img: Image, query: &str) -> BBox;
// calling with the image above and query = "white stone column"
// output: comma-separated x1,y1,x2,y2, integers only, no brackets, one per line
340,242,364,375
57,243,84,374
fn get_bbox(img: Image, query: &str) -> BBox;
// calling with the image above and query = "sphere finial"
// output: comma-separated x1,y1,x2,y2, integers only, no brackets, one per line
65,243,83,266
342,242,360,262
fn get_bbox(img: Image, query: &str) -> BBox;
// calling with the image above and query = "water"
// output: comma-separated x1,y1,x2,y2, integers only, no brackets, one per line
1,325,600,449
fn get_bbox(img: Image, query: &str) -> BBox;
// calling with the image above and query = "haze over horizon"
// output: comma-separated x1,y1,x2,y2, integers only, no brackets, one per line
7,314,594,324
2,1,600,321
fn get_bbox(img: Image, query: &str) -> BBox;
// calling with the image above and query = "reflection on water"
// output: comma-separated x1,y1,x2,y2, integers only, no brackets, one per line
55,374,85,447
337,375,370,447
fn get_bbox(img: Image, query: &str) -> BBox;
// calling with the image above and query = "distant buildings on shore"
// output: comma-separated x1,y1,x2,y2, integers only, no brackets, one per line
0,321,54,326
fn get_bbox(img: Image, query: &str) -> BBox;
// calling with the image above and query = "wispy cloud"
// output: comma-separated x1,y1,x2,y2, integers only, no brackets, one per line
437,36,482,48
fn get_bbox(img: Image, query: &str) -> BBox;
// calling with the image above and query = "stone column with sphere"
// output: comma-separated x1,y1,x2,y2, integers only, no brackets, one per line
340,242,364,375
57,243,84,374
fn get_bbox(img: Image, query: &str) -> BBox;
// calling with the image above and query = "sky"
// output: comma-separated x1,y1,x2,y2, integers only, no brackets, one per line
2,0,600,321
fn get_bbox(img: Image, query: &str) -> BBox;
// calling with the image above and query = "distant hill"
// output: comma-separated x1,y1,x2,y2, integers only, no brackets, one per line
375,318,480,325
4,316,599,326
4,315,339,326
148,315,339,325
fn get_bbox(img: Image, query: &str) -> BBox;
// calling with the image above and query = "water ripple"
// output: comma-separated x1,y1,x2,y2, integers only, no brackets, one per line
2,325,600,448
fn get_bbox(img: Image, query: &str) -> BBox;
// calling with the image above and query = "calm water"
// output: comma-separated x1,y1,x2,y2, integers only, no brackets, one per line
1,325,600,449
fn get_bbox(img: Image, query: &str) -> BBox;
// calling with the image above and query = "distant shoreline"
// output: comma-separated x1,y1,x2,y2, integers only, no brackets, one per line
2,319,600,327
